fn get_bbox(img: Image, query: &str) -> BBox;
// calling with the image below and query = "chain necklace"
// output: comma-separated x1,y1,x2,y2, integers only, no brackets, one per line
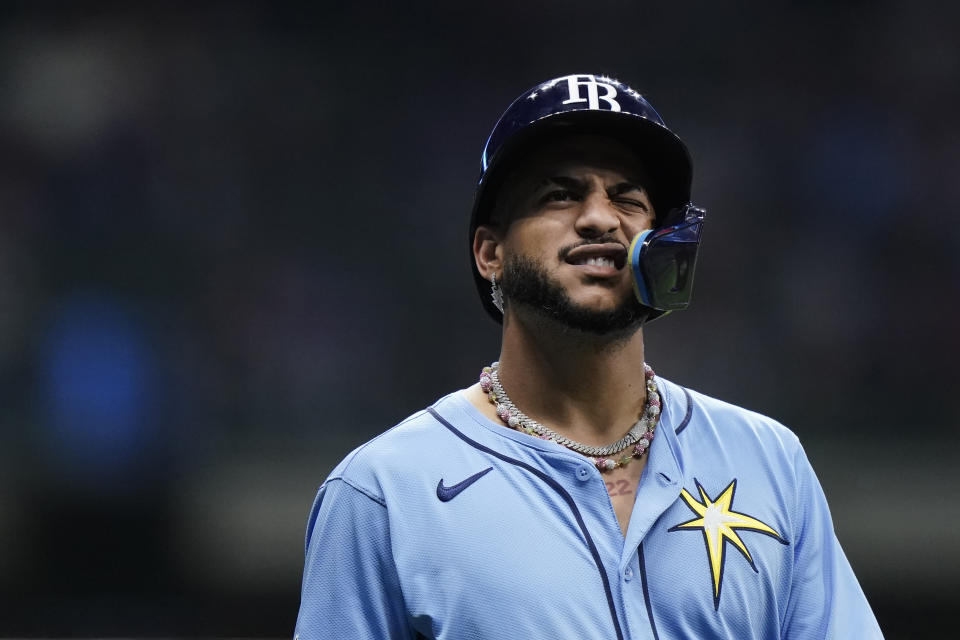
479,361,661,472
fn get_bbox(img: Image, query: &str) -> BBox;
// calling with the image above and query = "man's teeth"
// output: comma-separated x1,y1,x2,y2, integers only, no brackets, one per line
576,257,615,268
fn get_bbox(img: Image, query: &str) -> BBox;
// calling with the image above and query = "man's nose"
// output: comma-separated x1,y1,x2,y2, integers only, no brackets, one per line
574,192,621,237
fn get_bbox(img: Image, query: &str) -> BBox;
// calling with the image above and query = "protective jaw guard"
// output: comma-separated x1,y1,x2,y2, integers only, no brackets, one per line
629,204,706,316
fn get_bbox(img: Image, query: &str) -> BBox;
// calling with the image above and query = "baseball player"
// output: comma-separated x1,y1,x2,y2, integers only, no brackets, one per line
294,74,883,639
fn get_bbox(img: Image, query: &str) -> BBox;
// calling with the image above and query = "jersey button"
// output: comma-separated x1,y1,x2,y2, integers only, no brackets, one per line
576,466,591,481
624,567,634,581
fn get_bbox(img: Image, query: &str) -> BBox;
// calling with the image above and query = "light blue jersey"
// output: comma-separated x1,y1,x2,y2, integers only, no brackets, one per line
295,377,882,639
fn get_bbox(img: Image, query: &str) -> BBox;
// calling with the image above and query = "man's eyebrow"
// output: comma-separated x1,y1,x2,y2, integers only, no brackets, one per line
533,177,646,196
535,176,586,190
607,182,646,197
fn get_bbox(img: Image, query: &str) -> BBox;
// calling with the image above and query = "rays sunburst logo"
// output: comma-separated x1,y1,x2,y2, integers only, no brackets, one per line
668,478,789,609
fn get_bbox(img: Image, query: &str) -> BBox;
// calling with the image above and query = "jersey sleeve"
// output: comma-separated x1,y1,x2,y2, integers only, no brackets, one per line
781,445,884,639
294,476,414,640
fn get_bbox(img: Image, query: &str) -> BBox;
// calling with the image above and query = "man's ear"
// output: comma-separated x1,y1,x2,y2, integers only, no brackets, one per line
473,224,503,281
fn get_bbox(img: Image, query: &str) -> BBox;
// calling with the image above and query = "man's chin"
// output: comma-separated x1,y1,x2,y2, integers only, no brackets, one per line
565,292,628,315
510,297,648,337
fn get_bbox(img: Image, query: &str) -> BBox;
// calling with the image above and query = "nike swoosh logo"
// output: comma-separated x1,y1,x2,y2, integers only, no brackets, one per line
436,467,493,502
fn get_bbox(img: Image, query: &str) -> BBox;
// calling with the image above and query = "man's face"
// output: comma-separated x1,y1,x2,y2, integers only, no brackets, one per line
490,134,657,335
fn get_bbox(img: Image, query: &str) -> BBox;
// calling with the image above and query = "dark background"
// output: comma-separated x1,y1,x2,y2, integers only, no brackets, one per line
0,1,957,637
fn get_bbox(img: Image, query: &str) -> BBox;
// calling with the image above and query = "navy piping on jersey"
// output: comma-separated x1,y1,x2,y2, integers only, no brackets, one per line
638,542,660,640
427,407,625,640
674,388,694,435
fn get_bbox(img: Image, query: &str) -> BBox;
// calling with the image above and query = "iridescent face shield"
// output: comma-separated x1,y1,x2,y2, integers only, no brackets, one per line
628,205,706,314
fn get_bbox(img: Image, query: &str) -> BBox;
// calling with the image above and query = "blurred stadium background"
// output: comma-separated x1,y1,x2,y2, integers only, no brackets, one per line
0,2,957,637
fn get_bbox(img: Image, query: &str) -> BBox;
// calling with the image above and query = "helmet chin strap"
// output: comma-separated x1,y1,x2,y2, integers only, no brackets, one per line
629,204,706,312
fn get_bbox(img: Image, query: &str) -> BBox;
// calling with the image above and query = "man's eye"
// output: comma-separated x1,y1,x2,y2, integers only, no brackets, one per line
541,190,577,203
615,198,649,212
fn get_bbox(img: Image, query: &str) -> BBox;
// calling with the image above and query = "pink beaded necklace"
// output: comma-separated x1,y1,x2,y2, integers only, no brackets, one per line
480,362,662,472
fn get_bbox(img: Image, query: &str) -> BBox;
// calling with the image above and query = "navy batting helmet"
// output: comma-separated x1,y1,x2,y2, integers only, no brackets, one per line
469,73,704,323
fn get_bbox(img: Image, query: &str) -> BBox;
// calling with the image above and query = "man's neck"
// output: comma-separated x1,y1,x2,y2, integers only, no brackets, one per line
494,311,649,448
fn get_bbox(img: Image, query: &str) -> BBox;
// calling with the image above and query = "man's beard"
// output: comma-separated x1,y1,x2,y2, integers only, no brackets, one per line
500,254,649,337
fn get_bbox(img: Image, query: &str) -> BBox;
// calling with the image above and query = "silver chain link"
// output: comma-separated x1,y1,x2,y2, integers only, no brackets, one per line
488,363,657,457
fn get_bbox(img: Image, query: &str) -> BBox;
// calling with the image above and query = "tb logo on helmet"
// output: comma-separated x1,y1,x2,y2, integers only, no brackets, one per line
556,74,622,112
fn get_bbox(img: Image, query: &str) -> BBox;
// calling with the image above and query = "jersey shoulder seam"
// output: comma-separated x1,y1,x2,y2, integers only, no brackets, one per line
665,380,803,450
323,475,387,508
337,408,431,478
